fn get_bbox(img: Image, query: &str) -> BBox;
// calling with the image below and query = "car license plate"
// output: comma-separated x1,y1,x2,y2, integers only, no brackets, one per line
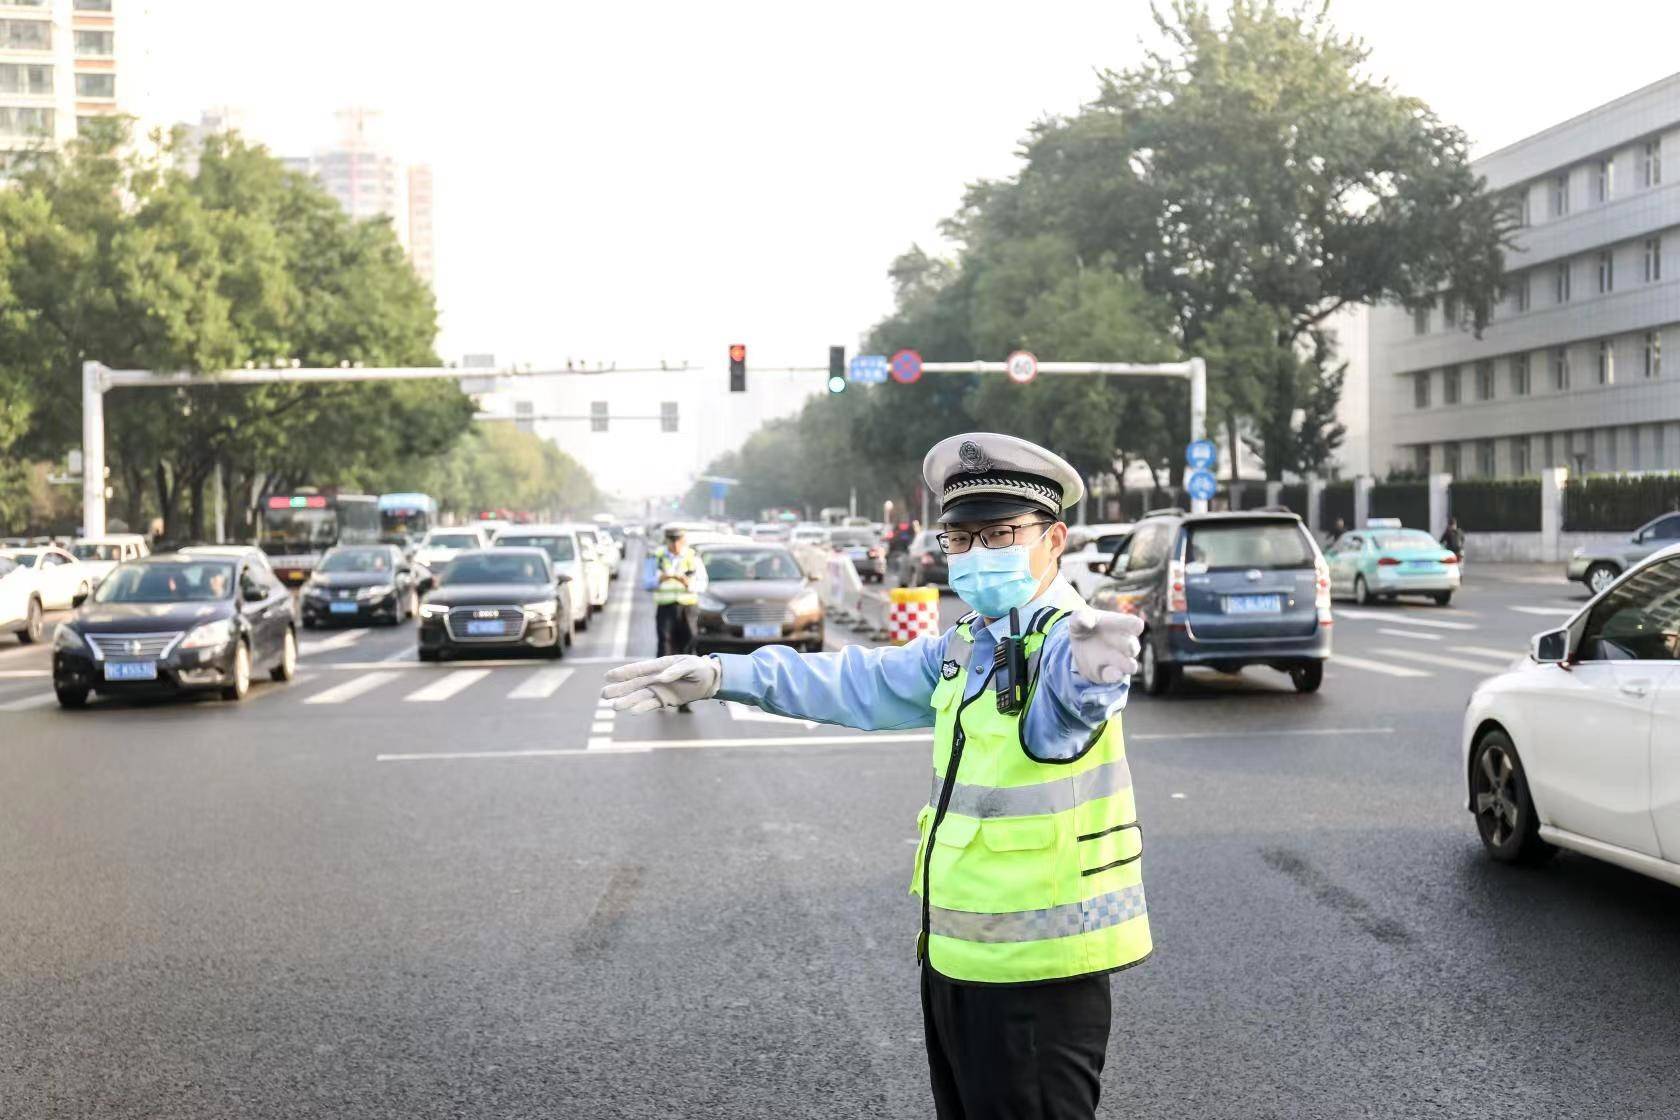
104,660,157,681
330,601,359,614
1225,594,1282,614
466,620,504,636
743,623,781,639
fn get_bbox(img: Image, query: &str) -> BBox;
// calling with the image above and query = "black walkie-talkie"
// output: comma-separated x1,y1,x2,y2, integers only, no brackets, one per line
996,607,1027,714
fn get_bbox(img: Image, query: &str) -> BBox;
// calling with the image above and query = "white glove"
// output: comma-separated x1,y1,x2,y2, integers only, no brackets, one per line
601,655,721,713
1067,609,1144,685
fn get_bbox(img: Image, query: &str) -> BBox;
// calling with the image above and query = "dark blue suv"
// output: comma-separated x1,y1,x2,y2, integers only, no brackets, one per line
1089,510,1331,695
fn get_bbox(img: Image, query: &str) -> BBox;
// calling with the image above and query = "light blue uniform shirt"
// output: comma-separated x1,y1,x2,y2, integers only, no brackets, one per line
714,577,1129,758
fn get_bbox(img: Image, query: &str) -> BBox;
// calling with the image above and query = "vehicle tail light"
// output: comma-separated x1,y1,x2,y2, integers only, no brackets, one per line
920,555,933,566
1376,556,1402,566
1441,555,1459,564
1168,558,1187,613
867,548,882,558
1314,554,1332,623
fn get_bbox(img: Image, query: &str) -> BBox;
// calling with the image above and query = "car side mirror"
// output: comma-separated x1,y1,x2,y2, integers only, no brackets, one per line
556,572,572,584
243,586,266,603
72,590,89,608
1532,627,1569,664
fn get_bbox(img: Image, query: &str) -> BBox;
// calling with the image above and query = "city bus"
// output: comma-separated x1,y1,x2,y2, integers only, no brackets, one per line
378,493,437,551
257,492,381,584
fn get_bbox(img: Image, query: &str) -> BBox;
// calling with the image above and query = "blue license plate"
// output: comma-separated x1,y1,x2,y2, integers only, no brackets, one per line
330,601,359,614
466,620,504,636
1225,594,1282,614
104,660,158,681
743,623,781,639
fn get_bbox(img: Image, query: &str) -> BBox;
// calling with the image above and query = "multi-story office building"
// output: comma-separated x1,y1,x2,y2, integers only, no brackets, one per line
1370,73,1680,478
406,163,434,286
314,107,399,225
0,0,126,159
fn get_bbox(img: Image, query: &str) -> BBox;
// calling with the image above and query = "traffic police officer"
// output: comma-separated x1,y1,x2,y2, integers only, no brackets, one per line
604,434,1149,1119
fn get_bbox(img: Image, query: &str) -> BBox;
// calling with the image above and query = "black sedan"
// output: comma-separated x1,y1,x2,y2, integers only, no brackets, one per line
416,548,569,661
299,544,427,628
897,530,948,588
692,543,824,653
52,553,297,708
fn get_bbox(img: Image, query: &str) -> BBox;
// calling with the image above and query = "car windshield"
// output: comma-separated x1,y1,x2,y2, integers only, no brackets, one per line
830,531,875,546
698,548,804,582
498,535,577,562
425,533,479,550
1185,522,1314,570
1096,534,1130,555
320,548,394,573
439,552,548,585
1370,531,1439,551
73,543,124,561
4,552,38,567
95,561,235,602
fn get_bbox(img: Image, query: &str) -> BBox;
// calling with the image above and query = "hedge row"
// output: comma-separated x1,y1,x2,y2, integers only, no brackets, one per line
1450,479,1541,532
1368,481,1429,529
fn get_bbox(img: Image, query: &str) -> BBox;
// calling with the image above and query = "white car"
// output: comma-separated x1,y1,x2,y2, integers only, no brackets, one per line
583,525,621,575
0,553,46,643
490,525,588,636
1060,522,1134,600
0,545,93,610
1462,543,1680,887
412,527,489,571
789,525,829,549
560,524,611,612
71,534,150,588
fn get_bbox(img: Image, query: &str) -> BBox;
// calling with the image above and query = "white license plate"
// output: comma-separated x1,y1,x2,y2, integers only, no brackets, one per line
743,623,781,639
104,660,158,681
1225,594,1282,614
466,620,504,636
329,601,359,614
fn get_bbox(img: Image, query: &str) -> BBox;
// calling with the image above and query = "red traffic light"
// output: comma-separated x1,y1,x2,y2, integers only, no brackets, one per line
728,344,746,363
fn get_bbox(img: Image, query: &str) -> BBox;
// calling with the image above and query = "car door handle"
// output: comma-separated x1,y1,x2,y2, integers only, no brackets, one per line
1620,679,1651,697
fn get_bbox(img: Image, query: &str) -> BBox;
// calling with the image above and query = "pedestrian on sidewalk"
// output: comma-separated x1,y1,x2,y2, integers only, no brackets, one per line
650,525,706,710
1440,516,1466,560
604,434,1151,1120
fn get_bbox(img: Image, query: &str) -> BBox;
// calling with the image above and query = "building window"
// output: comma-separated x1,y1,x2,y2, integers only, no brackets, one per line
1554,261,1571,303
1440,293,1460,330
0,105,53,138
1516,188,1530,228
1414,446,1431,475
73,0,114,9
1413,371,1430,409
1444,443,1462,476
1411,304,1430,336
0,63,51,94
73,29,114,56
1646,236,1663,282
74,73,114,98
1552,347,1570,391
660,401,679,433
1513,352,1530,396
0,18,51,50
590,401,608,432
1597,250,1614,294
1513,439,1531,476
1549,173,1569,217
1476,361,1495,401
1646,331,1663,379
1510,271,1529,312
1597,339,1615,385
1478,440,1497,477
1643,139,1663,188
1593,158,1613,203
1442,365,1460,405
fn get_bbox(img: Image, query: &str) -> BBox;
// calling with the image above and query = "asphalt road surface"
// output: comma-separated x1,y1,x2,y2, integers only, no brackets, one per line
3,552,1677,1119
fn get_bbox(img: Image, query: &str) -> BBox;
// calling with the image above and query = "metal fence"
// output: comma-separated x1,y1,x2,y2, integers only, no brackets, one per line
1449,479,1541,532
1563,474,1680,532
1277,483,1309,520
1368,481,1429,529
1321,482,1355,530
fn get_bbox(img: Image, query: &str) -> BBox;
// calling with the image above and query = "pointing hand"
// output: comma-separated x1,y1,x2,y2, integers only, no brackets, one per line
1066,609,1144,685
600,655,721,714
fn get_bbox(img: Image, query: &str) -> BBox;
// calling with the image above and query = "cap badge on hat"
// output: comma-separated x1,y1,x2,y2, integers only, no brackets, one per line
957,440,991,472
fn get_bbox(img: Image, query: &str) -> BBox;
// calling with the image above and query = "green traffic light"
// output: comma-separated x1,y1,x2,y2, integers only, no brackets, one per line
827,375,846,394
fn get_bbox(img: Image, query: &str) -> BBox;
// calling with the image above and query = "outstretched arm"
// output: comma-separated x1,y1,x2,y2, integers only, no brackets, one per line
714,635,943,731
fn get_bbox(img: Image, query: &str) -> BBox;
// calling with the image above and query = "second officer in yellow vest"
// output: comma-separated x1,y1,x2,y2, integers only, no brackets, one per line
604,434,1149,1120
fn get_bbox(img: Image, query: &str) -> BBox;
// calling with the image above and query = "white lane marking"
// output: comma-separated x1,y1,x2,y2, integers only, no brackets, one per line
299,627,369,655
0,669,50,679
379,644,417,662
1377,628,1440,642
586,736,615,750
726,701,817,729
1452,645,1523,663
1334,609,1475,631
382,732,933,761
1509,606,1576,617
590,722,614,735
301,659,539,670
404,669,490,702
0,642,46,661
1170,792,1187,799
608,564,634,659
382,745,652,761
1372,647,1503,675
0,691,57,712
1133,727,1393,741
1331,654,1430,678
303,670,399,705
563,655,637,665
508,668,573,700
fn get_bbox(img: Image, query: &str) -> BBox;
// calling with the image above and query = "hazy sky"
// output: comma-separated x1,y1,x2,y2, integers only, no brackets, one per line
139,0,1679,371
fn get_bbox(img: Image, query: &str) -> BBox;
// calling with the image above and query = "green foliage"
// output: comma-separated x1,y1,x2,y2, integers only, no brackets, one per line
1368,480,1428,528
1562,475,1680,533
363,424,601,520
1450,479,1541,532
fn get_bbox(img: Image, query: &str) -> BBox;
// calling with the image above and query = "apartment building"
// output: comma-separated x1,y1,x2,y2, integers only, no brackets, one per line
1369,73,1680,478
0,0,125,158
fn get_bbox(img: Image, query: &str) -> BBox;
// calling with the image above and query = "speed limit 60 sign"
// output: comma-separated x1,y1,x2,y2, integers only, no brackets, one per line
1005,350,1038,384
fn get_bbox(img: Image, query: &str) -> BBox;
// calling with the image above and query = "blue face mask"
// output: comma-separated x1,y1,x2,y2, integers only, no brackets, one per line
948,544,1042,618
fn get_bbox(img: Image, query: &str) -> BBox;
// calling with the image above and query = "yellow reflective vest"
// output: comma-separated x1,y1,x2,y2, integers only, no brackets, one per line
653,546,701,606
911,610,1152,984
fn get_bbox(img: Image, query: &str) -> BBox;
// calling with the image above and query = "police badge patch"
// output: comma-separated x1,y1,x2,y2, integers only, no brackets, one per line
957,440,990,472
941,659,960,680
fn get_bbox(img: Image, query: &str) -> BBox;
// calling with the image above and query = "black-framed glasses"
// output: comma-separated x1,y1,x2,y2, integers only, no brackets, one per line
937,521,1054,556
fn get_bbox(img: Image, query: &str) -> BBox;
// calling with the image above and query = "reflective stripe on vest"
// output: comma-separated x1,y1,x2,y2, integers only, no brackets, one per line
930,756,1133,819
652,547,699,606
929,883,1147,944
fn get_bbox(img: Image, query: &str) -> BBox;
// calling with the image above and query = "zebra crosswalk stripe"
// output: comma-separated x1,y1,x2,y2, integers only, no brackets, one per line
1450,645,1521,663
507,668,573,700
303,671,399,705
1332,654,1430,678
404,669,491,702
0,691,57,712
1372,647,1504,675
1335,609,1475,631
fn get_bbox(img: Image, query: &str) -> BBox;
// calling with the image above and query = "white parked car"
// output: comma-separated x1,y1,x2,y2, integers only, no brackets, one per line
490,525,587,636
70,534,150,588
1059,522,1133,601
412,527,489,571
0,545,93,610
0,552,45,643
560,523,611,613
582,524,622,574
1463,543,1680,886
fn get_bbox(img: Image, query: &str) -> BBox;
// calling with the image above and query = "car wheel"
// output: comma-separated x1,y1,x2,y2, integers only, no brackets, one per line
543,627,565,659
564,619,575,647
18,597,43,644
302,617,318,630
1139,636,1178,696
1353,576,1372,606
270,628,297,682
55,686,89,709
221,640,251,702
577,611,590,632
1289,662,1324,693
418,648,440,662
1470,729,1553,864
1432,591,1453,606
1585,563,1620,595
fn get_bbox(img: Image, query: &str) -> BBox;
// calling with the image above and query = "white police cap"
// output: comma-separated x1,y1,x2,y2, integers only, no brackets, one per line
922,433,1085,525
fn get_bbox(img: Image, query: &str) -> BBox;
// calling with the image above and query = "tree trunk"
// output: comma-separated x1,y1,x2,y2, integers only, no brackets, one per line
1225,414,1242,482
153,462,179,541
187,470,207,542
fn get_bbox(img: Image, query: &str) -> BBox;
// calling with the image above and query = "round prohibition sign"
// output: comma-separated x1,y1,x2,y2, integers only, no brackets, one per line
1005,350,1038,384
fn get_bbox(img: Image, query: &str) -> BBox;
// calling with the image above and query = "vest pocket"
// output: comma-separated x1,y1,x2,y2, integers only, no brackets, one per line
1078,822,1142,877
928,813,1058,914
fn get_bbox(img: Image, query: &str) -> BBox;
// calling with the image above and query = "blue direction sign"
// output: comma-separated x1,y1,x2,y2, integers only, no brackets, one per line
1185,438,1217,470
848,354,890,384
1185,468,1218,502
709,480,729,500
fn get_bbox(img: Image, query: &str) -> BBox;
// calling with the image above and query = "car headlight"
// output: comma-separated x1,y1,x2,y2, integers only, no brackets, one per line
304,583,329,599
697,593,726,613
523,598,557,620
1571,547,1585,559
53,625,85,652
180,618,236,650
419,602,449,619
357,583,395,600
790,590,820,615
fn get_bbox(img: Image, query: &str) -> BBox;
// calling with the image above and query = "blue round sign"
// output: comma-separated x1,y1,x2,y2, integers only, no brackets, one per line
1185,439,1218,470
1185,468,1218,502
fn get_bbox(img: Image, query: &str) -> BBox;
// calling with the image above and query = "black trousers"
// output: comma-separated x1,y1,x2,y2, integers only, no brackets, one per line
921,967,1112,1120
655,603,697,658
